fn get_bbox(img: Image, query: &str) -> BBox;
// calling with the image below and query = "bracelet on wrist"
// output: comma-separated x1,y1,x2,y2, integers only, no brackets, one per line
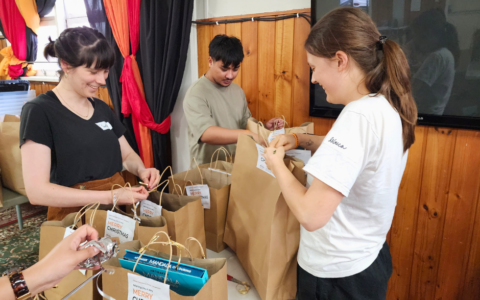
9,271,31,300
289,133,300,148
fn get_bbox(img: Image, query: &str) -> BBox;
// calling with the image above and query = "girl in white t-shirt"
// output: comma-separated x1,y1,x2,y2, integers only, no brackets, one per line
263,7,417,300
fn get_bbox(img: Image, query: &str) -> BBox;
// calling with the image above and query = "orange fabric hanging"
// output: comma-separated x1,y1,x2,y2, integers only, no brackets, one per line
0,46,34,79
15,0,40,34
102,0,129,57
103,0,154,168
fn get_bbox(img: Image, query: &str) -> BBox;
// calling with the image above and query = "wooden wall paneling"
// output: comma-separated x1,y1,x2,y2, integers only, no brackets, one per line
387,126,427,300
274,18,295,125
30,84,41,96
463,187,480,299
196,25,212,78
197,8,311,23
257,21,276,123
226,23,242,88
409,127,457,300
312,117,334,135
241,21,259,119
212,23,226,40
435,130,480,300
291,16,312,127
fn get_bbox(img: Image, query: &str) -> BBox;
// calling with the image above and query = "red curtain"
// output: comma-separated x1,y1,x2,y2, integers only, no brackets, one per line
0,0,27,79
103,0,154,168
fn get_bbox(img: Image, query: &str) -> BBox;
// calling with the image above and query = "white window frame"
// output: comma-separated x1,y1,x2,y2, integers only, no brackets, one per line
29,0,90,80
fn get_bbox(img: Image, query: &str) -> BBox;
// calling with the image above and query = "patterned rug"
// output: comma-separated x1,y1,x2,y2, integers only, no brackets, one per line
0,203,47,228
0,210,46,274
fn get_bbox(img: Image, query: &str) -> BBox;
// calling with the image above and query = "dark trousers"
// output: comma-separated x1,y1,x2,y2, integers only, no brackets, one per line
297,242,392,300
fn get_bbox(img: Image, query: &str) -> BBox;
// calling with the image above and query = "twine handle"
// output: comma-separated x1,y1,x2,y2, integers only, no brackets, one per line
185,237,206,259
72,203,100,228
134,231,173,284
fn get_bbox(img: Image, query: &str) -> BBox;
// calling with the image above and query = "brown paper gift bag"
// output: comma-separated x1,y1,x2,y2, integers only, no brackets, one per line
39,212,102,300
0,115,26,196
224,134,306,300
146,181,206,257
102,239,228,299
84,208,170,253
246,117,314,144
171,148,233,252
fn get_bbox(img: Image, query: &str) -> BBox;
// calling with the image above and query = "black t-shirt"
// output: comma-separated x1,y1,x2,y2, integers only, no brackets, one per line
20,91,126,187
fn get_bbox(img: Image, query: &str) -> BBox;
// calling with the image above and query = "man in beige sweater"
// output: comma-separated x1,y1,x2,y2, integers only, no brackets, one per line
184,34,282,165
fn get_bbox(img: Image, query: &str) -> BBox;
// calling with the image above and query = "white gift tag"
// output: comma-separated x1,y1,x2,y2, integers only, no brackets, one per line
286,149,312,164
268,128,285,143
255,144,275,177
185,185,211,209
128,273,170,300
140,200,162,217
63,227,75,239
105,211,136,244
64,227,86,275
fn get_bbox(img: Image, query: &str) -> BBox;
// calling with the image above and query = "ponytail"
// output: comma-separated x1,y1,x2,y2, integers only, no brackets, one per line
42,27,115,79
305,7,417,152
366,39,417,152
43,37,56,60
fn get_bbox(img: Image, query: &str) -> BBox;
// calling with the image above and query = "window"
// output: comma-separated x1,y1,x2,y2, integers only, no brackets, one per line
34,0,90,76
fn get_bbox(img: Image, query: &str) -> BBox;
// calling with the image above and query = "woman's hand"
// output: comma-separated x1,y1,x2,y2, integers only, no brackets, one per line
270,134,296,151
263,146,286,172
137,168,161,190
22,225,100,295
112,186,148,205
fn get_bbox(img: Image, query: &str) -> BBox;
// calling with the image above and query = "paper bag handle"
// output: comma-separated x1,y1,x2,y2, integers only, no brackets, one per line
183,157,204,186
256,121,269,146
135,231,173,284
210,147,233,170
72,203,100,228
184,237,206,259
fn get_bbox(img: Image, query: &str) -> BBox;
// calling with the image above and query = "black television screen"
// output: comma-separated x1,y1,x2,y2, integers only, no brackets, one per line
311,0,480,129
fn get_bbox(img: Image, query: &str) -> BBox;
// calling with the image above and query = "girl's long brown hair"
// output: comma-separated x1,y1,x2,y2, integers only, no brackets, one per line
305,7,417,152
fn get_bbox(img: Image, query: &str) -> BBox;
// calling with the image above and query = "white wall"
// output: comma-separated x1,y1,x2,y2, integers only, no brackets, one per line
204,0,310,18
170,0,311,173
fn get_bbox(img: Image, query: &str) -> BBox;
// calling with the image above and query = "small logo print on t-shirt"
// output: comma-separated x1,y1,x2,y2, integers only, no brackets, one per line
96,121,113,130
328,137,347,149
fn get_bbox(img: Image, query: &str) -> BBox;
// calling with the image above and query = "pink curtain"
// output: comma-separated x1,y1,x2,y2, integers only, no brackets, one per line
0,0,27,79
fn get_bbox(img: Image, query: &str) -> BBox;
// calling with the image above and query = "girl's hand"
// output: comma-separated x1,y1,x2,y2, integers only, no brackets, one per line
270,134,296,151
263,146,286,172
23,225,100,294
112,186,148,205
138,168,161,190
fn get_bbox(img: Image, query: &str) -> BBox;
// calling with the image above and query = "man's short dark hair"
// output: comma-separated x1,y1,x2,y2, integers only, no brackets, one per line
209,35,244,68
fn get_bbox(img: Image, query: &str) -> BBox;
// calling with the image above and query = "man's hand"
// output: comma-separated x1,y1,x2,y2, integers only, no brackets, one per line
265,118,285,131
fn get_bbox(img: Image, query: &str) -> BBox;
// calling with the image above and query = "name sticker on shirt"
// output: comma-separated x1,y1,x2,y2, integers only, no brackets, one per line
105,211,136,244
128,273,170,300
256,144,275,177
96,121,113,130
140,200,163,217
268,128,285,144
185,185,211,209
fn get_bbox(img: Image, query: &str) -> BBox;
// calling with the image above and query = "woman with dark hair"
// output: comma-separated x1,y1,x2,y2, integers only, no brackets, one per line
20,27,159,221
263,7,417,300
409,9,460,115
